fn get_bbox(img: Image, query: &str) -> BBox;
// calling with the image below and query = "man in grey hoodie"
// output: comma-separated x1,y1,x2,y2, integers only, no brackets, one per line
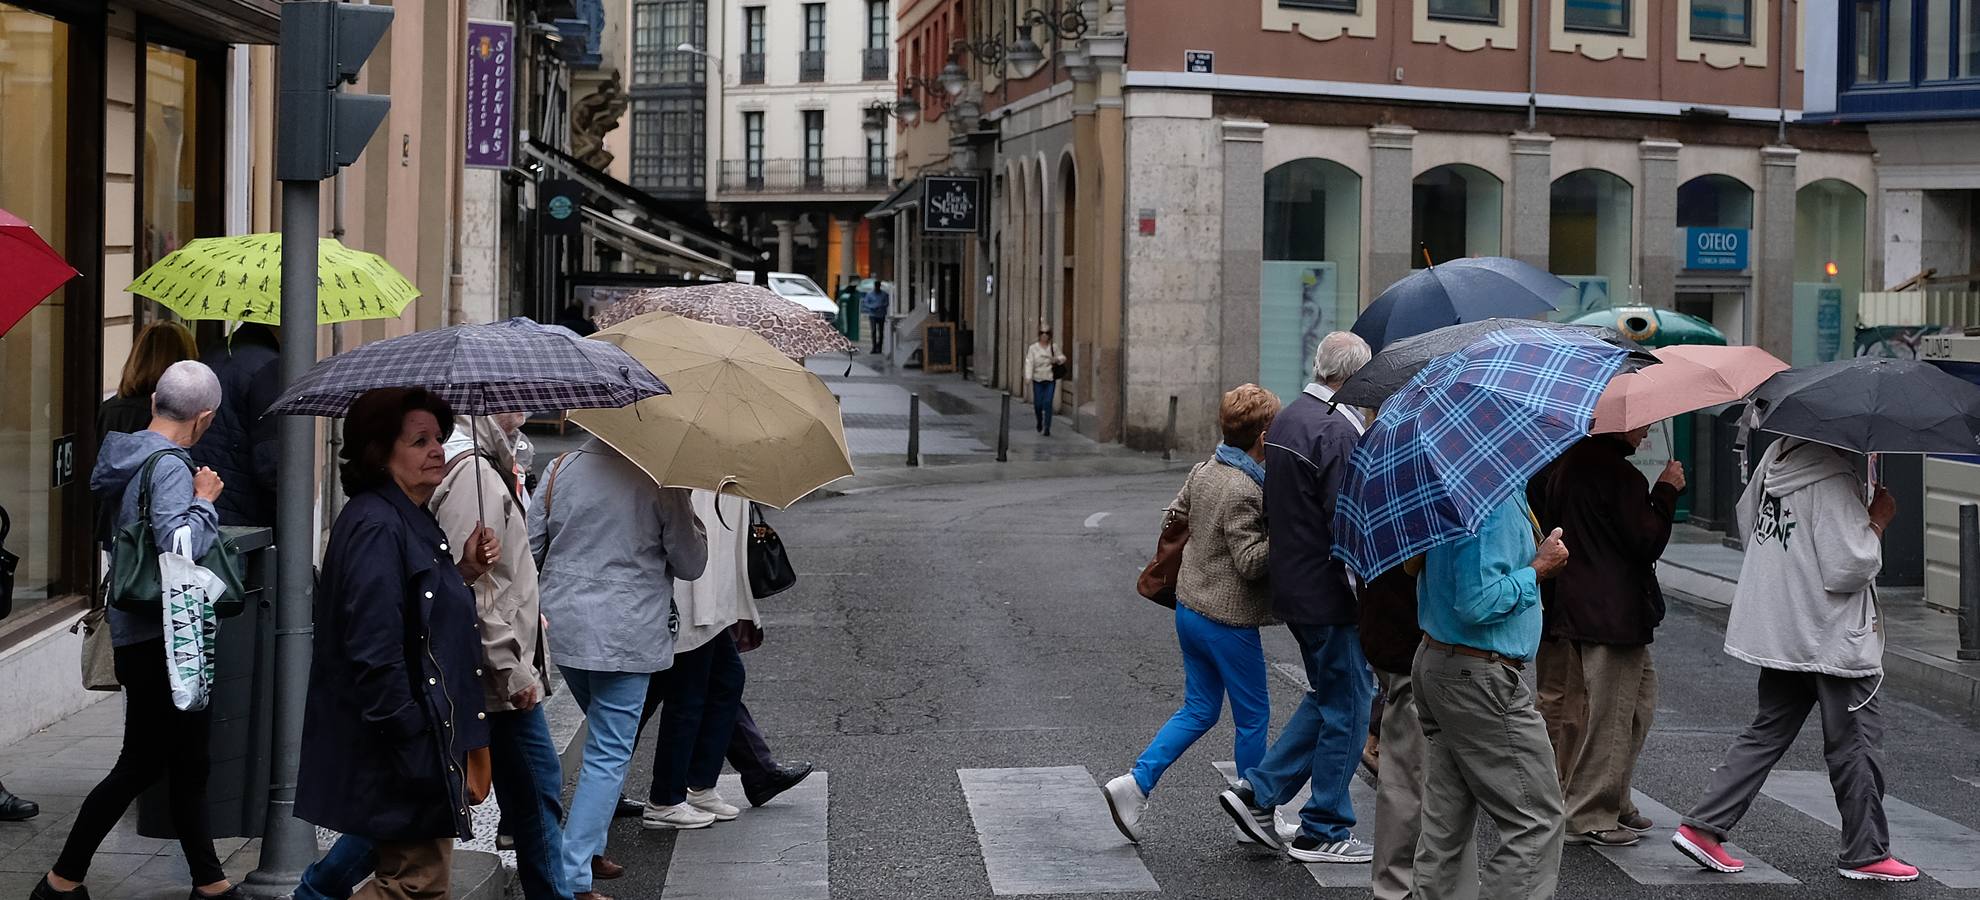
1670,438,1918,884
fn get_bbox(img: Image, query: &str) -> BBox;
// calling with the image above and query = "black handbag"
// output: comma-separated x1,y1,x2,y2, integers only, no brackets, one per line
1051,361,1071,381
0,503,18,620
747,504,798,599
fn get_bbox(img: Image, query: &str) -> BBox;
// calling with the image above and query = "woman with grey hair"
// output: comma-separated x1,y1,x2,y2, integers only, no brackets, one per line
37,361,238,900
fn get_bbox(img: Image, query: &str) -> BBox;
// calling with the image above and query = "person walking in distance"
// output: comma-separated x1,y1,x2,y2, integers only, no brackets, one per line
1219,332,1377,863
1529,429,1682,848
860,276,889,354
1412,494,1570,900
1024,328,1067,436
1671,438,1918,883
34,362,240,900
1102,385,1281,843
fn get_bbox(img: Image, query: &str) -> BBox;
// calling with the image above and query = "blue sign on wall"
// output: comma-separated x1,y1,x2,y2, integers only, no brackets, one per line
1683,227,1749,271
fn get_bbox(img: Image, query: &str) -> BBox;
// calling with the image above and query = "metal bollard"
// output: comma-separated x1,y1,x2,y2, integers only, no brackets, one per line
1162,395,1179,462
1962,504,1980,661
907,392,921,467
997,392,1011,462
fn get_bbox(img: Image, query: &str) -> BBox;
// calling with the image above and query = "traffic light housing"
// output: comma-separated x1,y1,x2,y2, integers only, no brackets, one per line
277,1,394,181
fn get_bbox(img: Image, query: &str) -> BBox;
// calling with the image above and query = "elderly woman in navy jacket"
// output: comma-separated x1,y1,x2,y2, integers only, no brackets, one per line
296,387,501,900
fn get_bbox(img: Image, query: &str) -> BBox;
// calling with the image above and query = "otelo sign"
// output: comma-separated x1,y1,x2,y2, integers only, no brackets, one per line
1681,227,1749,271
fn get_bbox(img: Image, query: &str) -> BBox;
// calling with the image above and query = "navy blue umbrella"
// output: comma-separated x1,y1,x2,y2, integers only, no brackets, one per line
1350,257,1570,352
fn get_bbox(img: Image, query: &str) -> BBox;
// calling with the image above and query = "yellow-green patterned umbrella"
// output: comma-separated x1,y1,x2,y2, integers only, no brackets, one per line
125,233,419,325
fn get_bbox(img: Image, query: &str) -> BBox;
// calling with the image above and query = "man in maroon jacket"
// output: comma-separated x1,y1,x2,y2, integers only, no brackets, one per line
1529,427,1683,848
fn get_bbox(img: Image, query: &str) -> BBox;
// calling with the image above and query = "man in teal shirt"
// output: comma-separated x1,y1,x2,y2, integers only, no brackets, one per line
1411,494,1569,900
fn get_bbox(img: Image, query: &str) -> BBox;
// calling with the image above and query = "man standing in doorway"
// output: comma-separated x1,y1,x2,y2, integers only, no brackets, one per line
861,275,889,354
1219,332,1377,863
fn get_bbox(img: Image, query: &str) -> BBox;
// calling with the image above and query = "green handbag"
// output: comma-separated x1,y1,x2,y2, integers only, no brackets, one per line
107,449,247,618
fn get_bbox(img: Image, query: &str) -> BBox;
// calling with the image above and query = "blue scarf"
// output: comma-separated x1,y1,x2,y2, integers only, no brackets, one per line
1215,443,1266,487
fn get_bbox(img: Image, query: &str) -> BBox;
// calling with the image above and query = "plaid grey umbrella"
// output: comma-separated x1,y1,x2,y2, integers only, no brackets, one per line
267,317,669,418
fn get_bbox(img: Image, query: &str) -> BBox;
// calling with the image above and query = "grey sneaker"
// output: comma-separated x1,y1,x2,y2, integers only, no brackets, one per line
1217,780,1283,850
1567,829,1643,847
1287,834,1376,863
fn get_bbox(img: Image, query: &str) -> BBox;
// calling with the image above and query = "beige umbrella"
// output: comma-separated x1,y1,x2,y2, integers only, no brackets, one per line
568,311,853,508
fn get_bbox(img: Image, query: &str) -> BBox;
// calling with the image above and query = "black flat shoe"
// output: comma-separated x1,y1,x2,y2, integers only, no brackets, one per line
614,796,645,818
744,762,814,807
30,877,88,900
189,886,246,900
0,788,38,822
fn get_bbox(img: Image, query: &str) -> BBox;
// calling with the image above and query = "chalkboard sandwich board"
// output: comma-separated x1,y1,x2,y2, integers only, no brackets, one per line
923,322,957,373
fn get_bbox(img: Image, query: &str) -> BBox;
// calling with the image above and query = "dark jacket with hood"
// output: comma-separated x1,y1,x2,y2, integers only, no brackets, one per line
296,482,489,842
91,430,221,647
190,324,281,526
1528,434,1679,646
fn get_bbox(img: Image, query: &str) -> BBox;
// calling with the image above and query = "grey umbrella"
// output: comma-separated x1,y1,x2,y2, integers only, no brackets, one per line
1747,357,1980,454
1333,318,1655,410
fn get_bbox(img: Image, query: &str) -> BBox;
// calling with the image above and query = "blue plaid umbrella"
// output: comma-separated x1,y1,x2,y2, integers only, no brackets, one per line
267,317,669,417
1332,327,1627,580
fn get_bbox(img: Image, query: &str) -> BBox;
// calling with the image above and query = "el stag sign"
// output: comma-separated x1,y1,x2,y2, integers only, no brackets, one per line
922,175,983,234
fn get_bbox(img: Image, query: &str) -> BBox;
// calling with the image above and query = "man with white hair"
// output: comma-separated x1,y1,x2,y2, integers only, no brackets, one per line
39,360,236,900
1219,331,1378,864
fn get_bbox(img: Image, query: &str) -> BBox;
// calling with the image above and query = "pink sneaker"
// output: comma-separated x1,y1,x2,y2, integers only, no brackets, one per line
1842,858,1921,882
1672,825,1746,873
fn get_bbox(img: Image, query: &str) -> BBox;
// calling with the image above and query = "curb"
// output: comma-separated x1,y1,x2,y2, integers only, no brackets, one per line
808,456,1186,499
1658,558,1980,714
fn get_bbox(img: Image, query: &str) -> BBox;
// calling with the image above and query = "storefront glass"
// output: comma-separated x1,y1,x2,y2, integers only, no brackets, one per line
1550,169,1634,319
1261,159,1362,401
0,5,71,618
1794,180,1867,365
142,44,200,293
1412,164,1502,267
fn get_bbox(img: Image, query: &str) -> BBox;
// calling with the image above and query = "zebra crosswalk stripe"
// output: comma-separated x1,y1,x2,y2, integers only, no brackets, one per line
1585,789,1797,884
1214,761,1375,888
958,766,1161,895
661,773,830,899
1762,769,1980,888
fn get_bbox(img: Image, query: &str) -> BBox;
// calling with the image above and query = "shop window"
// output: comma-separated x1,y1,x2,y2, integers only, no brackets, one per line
1677,174,1755,228
1550,170,1634,318
1261,158,1362,402
0,7,72,620
1412,164,1503,268
1794,180,1867,364
142,45,200,287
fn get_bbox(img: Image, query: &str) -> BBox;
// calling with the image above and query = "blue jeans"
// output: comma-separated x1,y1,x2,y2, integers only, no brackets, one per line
1032,380,1056,433
1243,623,1376,842
1132,604,1269,795
289,706,574,900
560,667,650,894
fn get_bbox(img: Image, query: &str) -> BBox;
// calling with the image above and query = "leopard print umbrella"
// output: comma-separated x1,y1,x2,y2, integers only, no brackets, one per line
593,281,855,360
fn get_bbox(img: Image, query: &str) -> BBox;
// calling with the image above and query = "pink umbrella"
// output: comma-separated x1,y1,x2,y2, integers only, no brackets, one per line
1591,343,1789,434
0,208,79,337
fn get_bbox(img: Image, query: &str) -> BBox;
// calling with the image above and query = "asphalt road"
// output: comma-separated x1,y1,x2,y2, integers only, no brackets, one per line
596,470,1980,899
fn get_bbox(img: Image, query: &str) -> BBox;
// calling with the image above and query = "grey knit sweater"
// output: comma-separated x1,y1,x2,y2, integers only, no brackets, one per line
1174,461,1275,628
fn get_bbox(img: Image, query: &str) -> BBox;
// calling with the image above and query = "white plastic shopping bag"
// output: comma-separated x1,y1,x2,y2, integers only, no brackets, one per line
160,526,222,712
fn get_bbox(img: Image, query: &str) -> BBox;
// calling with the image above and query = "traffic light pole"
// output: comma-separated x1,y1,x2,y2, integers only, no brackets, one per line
241,178,322,899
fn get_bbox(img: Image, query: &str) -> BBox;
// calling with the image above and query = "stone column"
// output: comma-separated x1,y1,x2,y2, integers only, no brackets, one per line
1220,119,1268,393
1638,139,1683,310
1509,132,1554,274
1367,125,1418,303
773,218,796,273
1757,144,1800,357
837,217,858,287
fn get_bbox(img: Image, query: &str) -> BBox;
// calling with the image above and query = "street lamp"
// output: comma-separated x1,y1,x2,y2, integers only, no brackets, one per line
1006,4,1089,69
677,42,724,76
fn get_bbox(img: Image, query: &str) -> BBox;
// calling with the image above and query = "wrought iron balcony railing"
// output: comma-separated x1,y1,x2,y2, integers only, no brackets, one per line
720,158,894,194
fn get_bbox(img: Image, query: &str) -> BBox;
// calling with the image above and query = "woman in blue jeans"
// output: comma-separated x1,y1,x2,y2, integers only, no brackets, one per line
1023,328,1066,436
1102,384,1281,843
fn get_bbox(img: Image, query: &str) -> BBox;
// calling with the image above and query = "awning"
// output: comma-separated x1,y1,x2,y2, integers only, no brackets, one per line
125,0,279,42
865,179,922,219
522,141,760,265
581,208,734,277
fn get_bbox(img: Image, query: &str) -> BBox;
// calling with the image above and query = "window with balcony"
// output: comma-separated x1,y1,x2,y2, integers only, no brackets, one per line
1564,0,1628,32
1690,0,1751,43
742,6,765,83
801,3,826,82
803,110,824,188
865,0,891,80
1428,0,1498,22
744,111,765,188
866,132,888,187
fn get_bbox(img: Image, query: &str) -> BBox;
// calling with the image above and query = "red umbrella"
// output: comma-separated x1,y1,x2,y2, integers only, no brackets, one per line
0,208,80,337
1591,344,1788,433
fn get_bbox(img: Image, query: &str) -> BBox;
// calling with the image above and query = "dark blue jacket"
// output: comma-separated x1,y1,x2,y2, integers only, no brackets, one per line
1263,389,1362,626
190,326,281,526
296,483,489,842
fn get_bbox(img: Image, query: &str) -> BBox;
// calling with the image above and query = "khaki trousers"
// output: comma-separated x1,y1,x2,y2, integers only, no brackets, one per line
1371,671,1476,900
353,838,452,900
1536,639,1656,834
1412,643,1564,900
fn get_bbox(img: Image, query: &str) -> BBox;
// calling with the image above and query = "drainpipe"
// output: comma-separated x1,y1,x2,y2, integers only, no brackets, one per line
1776,0,1790,144
1525,0,1539,131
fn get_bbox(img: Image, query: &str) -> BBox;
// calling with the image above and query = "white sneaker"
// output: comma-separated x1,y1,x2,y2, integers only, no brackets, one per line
686,788,740,821
641,801,717,830
1274,811,1300,845
1101,774,1148,843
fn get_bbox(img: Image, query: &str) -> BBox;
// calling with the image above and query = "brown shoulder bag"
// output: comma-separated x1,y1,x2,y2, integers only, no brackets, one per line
1136,464,1204,609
